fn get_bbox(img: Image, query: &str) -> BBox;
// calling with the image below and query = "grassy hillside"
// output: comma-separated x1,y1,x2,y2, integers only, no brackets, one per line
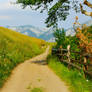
0,27,46,88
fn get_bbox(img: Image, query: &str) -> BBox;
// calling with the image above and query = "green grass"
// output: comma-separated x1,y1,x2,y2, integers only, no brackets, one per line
0,27,47,88
47,55,92,92
31,88,43,92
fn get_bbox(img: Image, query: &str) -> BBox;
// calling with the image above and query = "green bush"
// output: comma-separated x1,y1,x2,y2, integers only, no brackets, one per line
54,28,81,61
54,28,66,48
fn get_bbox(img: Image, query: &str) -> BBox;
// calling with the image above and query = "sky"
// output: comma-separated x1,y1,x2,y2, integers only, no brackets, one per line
0,0,92,29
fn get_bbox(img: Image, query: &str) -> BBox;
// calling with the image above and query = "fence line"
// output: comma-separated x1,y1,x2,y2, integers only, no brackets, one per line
52,45,92,78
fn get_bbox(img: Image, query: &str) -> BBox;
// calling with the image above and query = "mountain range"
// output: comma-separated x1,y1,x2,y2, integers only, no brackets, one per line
6,20,92,41
6,25,54,42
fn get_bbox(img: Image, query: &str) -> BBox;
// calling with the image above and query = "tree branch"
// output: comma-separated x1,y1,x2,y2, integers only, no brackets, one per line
84,0,92,8
80,4,92,16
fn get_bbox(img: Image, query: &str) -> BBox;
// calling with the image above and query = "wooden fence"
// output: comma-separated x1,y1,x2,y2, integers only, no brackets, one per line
52,45,92,78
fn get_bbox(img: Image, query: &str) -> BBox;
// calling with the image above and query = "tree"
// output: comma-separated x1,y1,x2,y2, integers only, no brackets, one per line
16,0,92,27
54,28,66,48
80,0,92,16
74,16,92,65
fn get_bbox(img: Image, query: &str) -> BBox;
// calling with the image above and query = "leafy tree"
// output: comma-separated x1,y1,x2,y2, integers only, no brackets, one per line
54,28,66,48
73,16,92,65
16,0,92,27
74,20,92,55
54,28,80,49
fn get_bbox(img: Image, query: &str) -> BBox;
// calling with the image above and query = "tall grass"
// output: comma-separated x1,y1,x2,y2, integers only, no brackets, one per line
0,27,46,88
47,55,92,92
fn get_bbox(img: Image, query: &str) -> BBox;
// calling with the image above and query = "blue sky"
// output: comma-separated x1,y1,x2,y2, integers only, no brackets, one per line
0,0,91,29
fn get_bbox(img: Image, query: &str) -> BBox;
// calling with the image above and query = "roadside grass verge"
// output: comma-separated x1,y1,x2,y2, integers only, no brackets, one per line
30,87,43,92
0,27,47,88
47,55,92,92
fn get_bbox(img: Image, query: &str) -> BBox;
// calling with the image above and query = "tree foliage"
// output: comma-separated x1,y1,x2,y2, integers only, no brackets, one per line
74,16,92,64
16,0,92,27
45,0,70,27
54,28,80,51
74,17,92,53
17,0,70,27
54,28,66,48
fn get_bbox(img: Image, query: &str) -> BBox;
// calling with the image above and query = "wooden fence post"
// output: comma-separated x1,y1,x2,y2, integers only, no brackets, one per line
83,57,87,78
67,45,71,68
60,45,63,61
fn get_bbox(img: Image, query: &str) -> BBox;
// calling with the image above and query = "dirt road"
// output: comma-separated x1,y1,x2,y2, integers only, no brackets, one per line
0,47,70,92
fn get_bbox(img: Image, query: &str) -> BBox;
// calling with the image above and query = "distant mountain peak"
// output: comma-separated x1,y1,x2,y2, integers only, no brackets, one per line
6,25,54,42
6,20,92,42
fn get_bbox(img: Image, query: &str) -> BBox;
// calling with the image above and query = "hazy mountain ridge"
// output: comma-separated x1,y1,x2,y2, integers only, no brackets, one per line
6,25,54,41
0,27,46,88
84,20,92,26
6,20,92,41
65,20,92,36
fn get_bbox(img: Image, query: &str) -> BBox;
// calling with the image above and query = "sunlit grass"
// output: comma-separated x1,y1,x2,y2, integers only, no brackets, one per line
0,27,47,88
47,55,92,92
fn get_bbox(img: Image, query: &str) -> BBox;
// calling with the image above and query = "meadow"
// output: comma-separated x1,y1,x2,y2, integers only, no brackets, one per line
0,27,46,88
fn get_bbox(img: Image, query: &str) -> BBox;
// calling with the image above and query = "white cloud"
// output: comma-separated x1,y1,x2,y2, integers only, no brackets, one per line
0,16,11,20
0,2,11,10
0,0,21,10
0,0,33,11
